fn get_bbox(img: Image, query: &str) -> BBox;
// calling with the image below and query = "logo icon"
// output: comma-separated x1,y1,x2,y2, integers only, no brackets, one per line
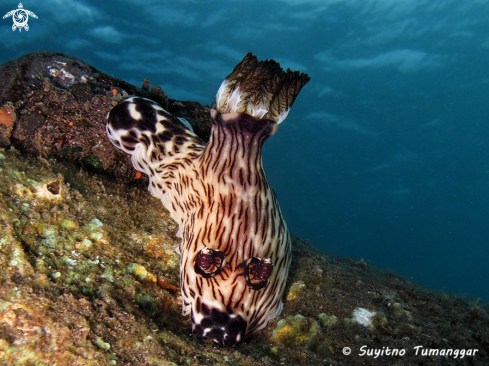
3,3,37,32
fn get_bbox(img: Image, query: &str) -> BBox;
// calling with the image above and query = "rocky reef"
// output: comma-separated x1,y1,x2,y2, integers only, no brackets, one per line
0,53,488,365
0,52,212,184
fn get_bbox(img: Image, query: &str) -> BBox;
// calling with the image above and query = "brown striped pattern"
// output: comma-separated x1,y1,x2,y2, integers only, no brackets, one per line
107,99,291,345
181,110,292,339
106,53,308,346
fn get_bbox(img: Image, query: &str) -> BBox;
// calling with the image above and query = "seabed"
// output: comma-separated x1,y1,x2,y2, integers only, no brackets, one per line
0,148,487,365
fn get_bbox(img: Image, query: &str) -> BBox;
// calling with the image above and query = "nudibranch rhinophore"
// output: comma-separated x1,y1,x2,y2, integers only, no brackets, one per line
106,53,309,346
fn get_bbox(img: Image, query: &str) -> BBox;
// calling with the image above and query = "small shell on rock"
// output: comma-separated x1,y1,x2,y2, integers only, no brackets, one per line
127,263,156,283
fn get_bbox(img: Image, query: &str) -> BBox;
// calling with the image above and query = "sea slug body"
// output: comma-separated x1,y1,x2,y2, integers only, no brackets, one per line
106,53,309,346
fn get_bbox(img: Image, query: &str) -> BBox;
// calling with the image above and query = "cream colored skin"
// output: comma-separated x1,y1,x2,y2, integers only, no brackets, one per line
107,100,291,346
107,53,308,346
177,110,291,345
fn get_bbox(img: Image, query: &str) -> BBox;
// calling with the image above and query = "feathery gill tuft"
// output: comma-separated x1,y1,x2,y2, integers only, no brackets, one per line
216,53,310,124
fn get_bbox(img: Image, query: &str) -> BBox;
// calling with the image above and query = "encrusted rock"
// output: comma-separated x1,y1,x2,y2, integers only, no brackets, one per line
0,52,212,184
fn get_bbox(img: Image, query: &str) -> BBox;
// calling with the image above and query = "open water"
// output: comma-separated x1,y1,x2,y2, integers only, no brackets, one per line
1,0,488,301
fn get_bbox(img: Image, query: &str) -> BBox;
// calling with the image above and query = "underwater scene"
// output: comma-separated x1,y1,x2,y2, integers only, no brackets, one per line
1,0,489,365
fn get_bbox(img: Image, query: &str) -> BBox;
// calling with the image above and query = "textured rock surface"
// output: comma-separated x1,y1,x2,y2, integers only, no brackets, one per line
0,54,488,365
0,52,212,184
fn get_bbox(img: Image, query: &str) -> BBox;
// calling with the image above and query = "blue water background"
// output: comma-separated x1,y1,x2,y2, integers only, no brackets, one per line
1,0,488,302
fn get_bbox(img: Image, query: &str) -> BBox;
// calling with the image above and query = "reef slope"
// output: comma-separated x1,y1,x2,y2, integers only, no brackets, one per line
0,53,487,365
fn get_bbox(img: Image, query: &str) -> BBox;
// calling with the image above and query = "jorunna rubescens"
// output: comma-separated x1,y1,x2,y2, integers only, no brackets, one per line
106,53,309,346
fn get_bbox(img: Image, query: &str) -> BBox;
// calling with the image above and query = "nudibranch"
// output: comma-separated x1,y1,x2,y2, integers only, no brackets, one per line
106,53,309,346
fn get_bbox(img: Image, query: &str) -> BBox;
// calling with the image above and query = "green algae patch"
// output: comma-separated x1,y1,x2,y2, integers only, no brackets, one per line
318,313,338,328
271,314,320,346
286,280,306,301
82,155,104,173
59,218,77,231
0,149,183,365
